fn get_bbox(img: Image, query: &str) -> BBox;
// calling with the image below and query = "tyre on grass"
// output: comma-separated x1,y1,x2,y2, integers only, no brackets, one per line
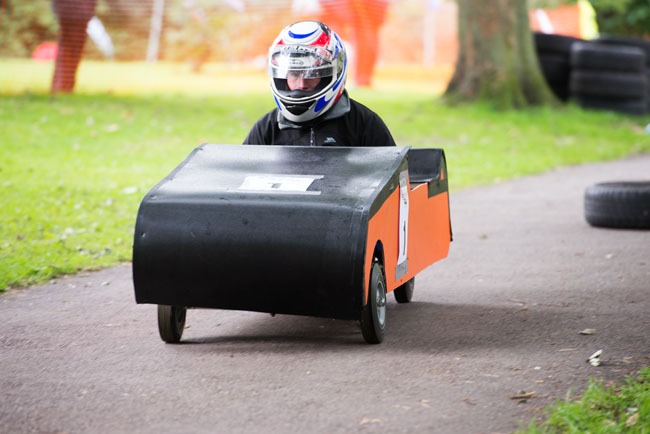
569,70,647,99
597,35,650,67
538,53,571,100
534,32,582,55
572,95,648,115
570,41,645,73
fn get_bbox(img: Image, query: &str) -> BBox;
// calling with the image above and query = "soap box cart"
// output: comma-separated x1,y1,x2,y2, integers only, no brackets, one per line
133,144,451,344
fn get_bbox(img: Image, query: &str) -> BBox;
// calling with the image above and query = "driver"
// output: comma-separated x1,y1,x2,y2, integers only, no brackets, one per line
243,20,396,147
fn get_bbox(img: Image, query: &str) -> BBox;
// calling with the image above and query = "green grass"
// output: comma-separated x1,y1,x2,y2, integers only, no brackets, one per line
1,92,261,288
518,368,650,433
1,59,650,290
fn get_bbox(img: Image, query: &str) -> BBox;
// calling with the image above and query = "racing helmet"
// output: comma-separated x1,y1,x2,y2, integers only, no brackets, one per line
268,21,347,123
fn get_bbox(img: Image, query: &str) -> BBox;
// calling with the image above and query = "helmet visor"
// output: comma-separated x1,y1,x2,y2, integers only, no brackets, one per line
269,45,334,79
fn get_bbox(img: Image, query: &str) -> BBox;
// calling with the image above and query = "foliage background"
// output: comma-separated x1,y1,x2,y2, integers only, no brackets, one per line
591,0,650,37
1,0,649,62
0,1,57,57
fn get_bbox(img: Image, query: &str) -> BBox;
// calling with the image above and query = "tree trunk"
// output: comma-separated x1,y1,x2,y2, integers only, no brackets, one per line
445,0,556,108
51,0,97,94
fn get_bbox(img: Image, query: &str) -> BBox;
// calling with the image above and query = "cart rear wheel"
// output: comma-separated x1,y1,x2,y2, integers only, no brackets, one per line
394,278,414,303
361,261,387,344
157,305,186,343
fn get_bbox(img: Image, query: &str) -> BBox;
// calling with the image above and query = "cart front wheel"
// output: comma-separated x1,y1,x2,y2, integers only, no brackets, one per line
394,278,415,303
157,305,186,343
361,261,387,344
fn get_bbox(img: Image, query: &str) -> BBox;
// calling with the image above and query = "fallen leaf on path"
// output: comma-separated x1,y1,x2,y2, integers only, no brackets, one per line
359,417,382,425
510,391,536,400
587,349,603,366
579,328,596,335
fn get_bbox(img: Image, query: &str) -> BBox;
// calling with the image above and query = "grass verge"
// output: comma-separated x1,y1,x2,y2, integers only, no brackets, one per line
518,367,650,433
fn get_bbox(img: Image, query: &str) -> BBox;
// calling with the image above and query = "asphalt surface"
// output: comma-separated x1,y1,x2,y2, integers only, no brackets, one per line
2,154,649,434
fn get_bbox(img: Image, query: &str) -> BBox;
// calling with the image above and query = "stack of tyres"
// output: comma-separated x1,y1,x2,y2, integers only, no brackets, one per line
578,37,650,229
534,32,583,101
596,35,650,113
569,41,648,115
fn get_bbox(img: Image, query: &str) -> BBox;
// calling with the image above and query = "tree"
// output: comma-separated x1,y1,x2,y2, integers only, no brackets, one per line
445,0,557,108
590,0,650,37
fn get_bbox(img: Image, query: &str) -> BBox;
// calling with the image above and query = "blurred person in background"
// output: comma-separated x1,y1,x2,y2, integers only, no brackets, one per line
51,0,97,93
318,0,389,86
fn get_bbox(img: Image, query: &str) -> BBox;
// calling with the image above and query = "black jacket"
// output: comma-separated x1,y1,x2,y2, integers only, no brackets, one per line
243,92,396,147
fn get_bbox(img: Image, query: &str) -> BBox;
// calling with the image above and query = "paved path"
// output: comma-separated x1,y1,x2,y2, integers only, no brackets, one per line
2,155,649,434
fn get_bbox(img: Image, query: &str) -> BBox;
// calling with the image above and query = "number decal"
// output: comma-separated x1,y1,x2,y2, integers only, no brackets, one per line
396,170,409,279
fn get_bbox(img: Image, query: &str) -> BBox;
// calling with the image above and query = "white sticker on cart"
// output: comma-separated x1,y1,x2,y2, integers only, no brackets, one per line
238,174,323,194
396,170,409,279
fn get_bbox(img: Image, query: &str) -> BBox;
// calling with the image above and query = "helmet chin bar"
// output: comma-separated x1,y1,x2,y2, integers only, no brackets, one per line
285,102,310,116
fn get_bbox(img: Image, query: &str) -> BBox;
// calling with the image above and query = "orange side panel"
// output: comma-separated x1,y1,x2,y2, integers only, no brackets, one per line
365,188,400,302
407,185,451,283
364,182,451,303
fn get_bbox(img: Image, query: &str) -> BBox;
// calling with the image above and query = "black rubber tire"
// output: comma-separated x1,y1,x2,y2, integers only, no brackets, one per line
585,182,650,229
570,70,647,99
570,41,645,73
394,278,414,304
597,35,650,67
572,95,648,115
546,80,570,101
537,53,571,101
534,32,582,55
360,261,387,344
533,32,582,102
158,305,187,343
539,53,570,83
